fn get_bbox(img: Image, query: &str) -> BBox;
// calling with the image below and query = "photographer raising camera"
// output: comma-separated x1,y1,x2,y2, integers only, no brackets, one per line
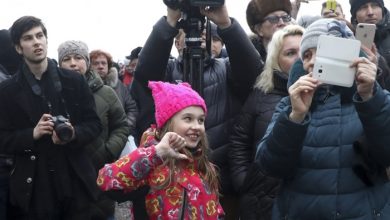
130,0,262,219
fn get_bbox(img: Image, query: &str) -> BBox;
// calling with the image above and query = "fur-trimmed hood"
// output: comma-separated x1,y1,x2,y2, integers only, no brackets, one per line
103,67,119,88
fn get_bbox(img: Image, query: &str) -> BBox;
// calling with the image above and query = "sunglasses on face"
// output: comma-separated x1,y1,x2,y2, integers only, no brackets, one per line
264,15,292,24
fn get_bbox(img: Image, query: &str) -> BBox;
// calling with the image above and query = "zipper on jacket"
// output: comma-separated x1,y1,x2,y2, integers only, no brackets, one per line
179,189,187,220
322,86,331,103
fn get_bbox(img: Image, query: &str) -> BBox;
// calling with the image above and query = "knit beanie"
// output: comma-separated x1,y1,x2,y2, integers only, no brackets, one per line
210,23,222,42
148,81,207,128
57,40,90,66
246,0,292,33
349,0,384,23
300,18,355,59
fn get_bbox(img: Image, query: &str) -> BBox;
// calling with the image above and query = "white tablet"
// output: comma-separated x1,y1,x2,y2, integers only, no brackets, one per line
313,35,361,87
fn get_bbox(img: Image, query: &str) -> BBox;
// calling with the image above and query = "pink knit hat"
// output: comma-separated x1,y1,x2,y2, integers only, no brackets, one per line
148,81,207,128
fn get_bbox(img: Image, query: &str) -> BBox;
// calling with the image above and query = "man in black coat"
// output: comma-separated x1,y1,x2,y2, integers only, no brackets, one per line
0,16,102,219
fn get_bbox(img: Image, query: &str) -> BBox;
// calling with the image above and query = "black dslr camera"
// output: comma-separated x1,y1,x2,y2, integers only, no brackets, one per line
51,115,73,142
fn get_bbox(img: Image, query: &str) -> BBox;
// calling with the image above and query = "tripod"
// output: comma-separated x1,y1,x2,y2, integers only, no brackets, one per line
181,18,212,97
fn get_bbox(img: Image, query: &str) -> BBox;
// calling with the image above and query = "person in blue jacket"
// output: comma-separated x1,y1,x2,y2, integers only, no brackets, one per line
256,18,390,219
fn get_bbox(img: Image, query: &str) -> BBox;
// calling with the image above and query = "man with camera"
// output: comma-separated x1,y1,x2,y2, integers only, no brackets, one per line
0,16,102,219
130,1,262,218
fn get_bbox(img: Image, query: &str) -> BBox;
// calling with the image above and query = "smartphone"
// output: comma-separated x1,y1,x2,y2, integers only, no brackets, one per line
326,0,337,11
313,35,361,87
355,23,376,48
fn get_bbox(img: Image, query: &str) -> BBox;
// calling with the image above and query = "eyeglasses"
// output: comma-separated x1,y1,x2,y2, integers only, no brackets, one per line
264,15,291,24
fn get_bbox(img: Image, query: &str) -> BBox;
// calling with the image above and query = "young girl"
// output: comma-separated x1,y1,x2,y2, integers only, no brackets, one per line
97,81,224,219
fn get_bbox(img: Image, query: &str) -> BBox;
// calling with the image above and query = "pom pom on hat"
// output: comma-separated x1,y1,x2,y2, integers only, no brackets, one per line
58,40,90,66
148,81,207,128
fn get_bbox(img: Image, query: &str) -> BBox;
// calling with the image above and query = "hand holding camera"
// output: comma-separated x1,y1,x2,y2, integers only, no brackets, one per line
200,4,230,29
33,114,74,144
33,114,55,140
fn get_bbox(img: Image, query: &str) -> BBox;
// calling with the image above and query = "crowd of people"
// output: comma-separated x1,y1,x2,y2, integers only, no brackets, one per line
0,0,389,219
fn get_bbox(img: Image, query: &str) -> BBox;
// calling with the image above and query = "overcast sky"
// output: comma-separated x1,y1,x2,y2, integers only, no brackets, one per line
1,0,388,62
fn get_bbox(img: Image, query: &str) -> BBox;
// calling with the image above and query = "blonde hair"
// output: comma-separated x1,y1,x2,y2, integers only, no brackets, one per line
154,119,220,194
254,25,304,93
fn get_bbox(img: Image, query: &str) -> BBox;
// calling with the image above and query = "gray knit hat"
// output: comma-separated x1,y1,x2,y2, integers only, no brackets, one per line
57,40,89,66
300,18,355,59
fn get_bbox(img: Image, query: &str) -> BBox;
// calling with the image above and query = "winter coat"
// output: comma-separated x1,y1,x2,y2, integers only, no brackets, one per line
375,9,390,67
229,70,288,219
84,71,130,170
256,60,390,220
249,34,267,64
104,67,138,135
0,64,10,82
97,135,224,220
0,59,102,212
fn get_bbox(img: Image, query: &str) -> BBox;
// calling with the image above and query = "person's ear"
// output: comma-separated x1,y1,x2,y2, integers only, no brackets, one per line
254,24,264,37
15,45,23,55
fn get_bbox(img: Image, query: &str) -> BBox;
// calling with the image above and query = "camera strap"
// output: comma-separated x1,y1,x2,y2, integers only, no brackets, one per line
22,59,62,95
22,59,70,119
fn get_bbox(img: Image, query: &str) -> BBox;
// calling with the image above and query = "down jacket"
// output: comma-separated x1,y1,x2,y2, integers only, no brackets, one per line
374,8,390,66
255,60,390,220
104,67,138,135
229,71,288,219
84,71,130,170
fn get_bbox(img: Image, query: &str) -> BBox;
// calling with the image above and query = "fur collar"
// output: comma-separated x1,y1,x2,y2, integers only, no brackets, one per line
103,67,119,88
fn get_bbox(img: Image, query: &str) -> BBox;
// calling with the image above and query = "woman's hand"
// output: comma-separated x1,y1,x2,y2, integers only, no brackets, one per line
351,57,377,101
288,73,319,123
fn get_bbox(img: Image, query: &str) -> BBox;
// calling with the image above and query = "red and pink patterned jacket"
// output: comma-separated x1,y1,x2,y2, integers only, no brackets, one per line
97,137,224,220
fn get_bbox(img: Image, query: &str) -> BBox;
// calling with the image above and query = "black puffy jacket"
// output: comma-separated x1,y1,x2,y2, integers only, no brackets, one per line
229,71,288,219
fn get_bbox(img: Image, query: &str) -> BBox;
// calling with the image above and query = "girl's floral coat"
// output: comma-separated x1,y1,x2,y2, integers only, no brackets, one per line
97,136,224,220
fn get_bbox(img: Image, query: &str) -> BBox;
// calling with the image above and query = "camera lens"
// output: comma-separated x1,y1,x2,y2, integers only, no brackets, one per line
319,69,323,73
55,124,73,142
52,115,73,142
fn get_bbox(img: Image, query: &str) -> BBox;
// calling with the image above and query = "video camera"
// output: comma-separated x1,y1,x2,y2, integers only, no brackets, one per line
163,0,224,46
163,0,224,96
163,0,224,12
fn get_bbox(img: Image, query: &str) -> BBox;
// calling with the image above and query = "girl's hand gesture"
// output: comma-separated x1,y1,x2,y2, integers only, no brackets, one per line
155,132,189,161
